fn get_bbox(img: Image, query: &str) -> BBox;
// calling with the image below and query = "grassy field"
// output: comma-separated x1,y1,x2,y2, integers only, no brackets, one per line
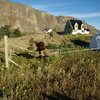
0,34,100,100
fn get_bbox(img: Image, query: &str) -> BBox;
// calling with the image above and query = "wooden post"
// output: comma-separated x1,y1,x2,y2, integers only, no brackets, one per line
4,36,9,68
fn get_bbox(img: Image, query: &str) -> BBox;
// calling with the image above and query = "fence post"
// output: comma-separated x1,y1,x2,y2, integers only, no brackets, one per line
4,36,9,68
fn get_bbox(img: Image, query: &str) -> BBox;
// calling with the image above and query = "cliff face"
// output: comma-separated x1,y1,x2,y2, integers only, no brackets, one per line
0,0,97,33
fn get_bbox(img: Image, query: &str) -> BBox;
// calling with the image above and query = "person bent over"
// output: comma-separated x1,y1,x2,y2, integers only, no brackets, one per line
34,41,47,57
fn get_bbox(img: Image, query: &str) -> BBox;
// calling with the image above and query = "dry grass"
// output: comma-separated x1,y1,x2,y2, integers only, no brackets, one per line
0,51,100,100
0,34,100,100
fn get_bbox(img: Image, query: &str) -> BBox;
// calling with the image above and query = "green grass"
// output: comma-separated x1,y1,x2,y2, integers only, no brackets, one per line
0,34,100,100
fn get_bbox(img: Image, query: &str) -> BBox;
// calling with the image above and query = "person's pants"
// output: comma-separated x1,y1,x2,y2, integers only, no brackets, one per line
35,50,47,56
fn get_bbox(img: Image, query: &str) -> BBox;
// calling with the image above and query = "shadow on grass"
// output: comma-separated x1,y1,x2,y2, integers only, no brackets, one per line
57,32,66,35
16,53,50,59
42,91,76,100
71,39,90,48
16,53,34,59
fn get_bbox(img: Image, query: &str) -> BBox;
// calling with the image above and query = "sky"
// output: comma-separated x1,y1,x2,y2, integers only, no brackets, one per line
10,0,100,30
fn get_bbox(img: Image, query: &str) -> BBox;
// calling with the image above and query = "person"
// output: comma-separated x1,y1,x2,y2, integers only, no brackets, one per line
34,41,47,57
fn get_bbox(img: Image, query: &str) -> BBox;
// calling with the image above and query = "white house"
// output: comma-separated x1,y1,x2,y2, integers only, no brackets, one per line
66,20,90,35
43,28,52,33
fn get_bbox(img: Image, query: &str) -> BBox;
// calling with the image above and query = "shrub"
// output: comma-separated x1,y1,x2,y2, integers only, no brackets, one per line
46,43,58,49
0,25,12,38
27,46,34,51
29,38,34,43
27,38,34,51
12,28,21,37
0,25,22,38
46,43,67,50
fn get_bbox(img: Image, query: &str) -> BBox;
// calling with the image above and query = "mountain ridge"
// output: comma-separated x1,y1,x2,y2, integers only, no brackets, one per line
0,0,97,33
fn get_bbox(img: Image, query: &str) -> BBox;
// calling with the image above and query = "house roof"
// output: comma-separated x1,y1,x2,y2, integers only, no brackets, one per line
44,28,51,31
84,28,90,31
69,20,83,30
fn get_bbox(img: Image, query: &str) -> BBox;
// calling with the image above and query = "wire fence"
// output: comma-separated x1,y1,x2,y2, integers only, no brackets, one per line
1,35,100,68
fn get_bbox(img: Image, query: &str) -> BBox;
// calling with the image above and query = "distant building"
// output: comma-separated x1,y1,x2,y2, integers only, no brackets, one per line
43,28,52,33
65,20,90,35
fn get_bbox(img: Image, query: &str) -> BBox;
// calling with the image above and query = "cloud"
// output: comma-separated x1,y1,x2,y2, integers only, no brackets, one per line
69,12,100,18
31,5,46,10
30,3,71,10
30,3,100,18
48,11,100,18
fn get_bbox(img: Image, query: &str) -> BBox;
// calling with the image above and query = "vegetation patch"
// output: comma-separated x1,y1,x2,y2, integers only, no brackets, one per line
0,34,100,100
0,25,22,39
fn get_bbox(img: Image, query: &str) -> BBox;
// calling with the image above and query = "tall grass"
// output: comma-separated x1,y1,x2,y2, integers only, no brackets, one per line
0,34,100,100
0,50,100,100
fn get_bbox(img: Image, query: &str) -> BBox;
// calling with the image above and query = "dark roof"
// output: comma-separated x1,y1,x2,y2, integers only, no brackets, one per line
84,28,90,31
69,20,83,30
44,28,51,31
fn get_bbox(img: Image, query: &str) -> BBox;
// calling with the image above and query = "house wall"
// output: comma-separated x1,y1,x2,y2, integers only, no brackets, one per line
72,30,89,35
72,22,90,35
65,20,90,35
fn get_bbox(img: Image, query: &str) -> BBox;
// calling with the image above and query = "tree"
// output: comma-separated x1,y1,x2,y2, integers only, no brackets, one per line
13,28,21,37
0,25,22,38
0,25,12,38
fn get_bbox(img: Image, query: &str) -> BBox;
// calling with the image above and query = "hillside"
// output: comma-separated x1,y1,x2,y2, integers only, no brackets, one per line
0,0,97,33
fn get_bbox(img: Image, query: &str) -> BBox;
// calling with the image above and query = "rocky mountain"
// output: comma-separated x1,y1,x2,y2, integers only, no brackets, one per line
0,0,97,33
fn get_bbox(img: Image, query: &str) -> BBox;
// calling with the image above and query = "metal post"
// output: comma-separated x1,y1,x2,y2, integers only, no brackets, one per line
4,36,9,68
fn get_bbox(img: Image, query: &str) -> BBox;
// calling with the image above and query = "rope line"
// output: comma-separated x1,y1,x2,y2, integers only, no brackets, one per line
3,38,100,67
58,47,100,54
12,44,100,55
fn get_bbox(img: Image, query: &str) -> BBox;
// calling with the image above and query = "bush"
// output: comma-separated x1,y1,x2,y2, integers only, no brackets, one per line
0,25,12,38
29,38,34,43
27,46,34,51
0,25,22,38
46,43,67,49
27,38,34,51
12,28,21,37
46,43,58,49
